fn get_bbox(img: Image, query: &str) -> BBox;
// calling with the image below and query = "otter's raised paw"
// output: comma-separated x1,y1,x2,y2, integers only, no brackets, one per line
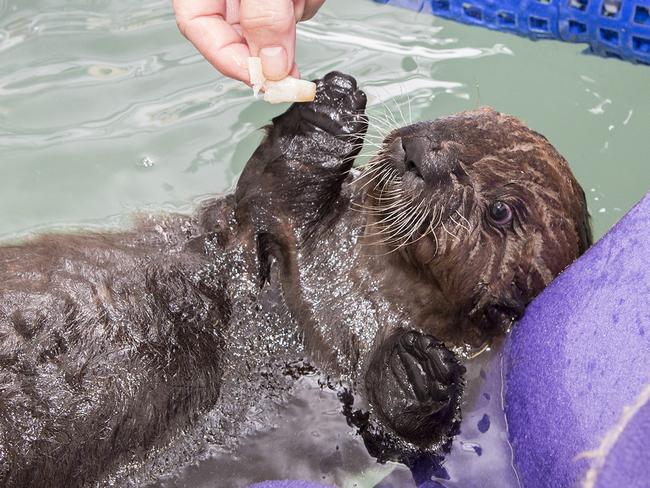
274,72,367,149
365,328,465,449
305,72,367,137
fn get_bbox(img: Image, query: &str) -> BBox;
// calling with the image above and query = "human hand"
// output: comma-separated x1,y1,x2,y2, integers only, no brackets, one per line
173,0,326,84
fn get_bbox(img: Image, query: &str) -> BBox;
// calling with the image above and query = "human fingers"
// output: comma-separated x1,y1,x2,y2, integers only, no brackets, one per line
240,0,296,81
173,0,251,82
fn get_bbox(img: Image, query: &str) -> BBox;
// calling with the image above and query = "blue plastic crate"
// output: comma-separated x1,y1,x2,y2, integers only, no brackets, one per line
376,0,650,64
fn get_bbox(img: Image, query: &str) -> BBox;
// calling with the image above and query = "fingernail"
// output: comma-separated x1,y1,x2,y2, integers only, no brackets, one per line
260,46,289,81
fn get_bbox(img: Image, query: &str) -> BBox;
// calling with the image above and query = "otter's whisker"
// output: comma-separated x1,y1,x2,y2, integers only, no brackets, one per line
364,197,414,232
380,199,425,239
370,184,403,196
351,201,403,214
375,169,400,199
441,221,460,242
355,152,388,164
397,98,411,129
353,139,383,149
364,119,395,138
422,208,443,260
365,110,396,127
404,204,435,247
361,119,391,134
449,214,467,234
407,91,413,124
358,159,386,174
393,97,408,129
372,192,404,201
455,210,472,232
369,103,400,131
372,171,400,183
365,201,413,231
357,169,392,193
362,196,424,249
375,205,429,252
359,152,388,167
426,219,440,262
357,165,386,178
404,202,431,240
382,103,401,131
370,194,405,205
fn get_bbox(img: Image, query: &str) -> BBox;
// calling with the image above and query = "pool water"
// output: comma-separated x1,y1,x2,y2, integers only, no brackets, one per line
1,0,648,486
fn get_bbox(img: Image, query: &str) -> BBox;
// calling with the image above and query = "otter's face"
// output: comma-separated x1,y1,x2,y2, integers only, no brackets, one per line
363,108,592,346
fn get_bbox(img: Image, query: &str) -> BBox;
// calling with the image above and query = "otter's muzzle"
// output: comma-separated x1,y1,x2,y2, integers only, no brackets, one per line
394,132,465,187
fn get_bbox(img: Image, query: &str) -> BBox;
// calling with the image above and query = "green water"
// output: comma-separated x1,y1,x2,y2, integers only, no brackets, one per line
1,0,648,241
1,0,649,486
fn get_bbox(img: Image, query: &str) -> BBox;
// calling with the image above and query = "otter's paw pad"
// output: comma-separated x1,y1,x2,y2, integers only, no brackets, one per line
295,71,367,140
366,329,465,448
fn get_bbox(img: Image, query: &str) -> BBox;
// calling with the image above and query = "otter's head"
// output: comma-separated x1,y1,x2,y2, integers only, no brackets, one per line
363,108,592,346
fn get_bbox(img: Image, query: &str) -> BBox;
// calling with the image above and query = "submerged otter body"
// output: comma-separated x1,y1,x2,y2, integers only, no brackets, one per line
0,73,591,486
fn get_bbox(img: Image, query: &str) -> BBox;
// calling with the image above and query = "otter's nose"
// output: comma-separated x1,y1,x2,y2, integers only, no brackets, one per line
400,137,455,186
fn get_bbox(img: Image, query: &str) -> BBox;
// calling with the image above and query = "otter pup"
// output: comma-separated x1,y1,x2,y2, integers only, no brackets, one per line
0,73,591,487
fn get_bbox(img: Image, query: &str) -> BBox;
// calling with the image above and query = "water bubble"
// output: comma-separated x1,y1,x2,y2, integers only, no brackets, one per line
138,156,155,168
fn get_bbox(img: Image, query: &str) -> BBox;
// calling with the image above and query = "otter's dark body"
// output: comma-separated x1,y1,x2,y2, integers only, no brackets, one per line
0,205,225,485
0,73,591,487
0,74,379,487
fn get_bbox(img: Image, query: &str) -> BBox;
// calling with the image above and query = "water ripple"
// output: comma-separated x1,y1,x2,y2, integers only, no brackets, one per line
0,51,191,96
0,2,172,53
364,76,465,106
0,79,247,148
298,18,513,62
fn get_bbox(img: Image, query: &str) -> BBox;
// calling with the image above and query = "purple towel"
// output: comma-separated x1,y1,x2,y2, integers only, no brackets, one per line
595,395,650,488
248,481,337,488
505,192,650,487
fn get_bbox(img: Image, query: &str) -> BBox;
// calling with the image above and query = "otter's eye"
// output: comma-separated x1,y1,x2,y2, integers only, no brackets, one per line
489,201,513,225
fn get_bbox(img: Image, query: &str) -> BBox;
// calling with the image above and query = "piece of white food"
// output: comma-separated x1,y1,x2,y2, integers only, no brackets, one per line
247,57,316,104
247,57,265,97
263,78,317,104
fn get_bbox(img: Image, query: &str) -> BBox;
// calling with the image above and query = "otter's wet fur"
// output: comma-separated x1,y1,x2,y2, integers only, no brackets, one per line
0,73,591,487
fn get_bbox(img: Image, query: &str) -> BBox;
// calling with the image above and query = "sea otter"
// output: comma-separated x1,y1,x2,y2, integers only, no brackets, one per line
0,72,591,487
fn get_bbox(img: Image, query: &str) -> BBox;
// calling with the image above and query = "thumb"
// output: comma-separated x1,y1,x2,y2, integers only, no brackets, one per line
240,0,296,81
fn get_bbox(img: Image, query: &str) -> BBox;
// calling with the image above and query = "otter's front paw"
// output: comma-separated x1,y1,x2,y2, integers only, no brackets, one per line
273,72,368,160
365,329,465,449
297,71,367,139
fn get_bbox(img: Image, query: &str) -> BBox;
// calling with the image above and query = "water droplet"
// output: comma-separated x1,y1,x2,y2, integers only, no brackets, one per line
139,156,155,168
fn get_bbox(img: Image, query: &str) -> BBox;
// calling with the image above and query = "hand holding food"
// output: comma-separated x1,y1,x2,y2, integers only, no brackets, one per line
173,0,325,86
